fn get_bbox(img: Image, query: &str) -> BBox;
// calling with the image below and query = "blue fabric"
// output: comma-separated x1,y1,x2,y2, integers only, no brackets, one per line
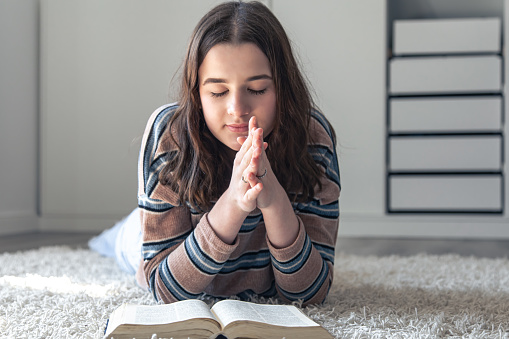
88,208,142,275
88,221,121,258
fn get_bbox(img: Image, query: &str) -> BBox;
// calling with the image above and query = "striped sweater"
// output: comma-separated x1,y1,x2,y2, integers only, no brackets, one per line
137,103,340,306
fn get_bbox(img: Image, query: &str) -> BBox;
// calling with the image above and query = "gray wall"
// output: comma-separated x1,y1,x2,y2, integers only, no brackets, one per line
0,0,39,234
1,0,507,238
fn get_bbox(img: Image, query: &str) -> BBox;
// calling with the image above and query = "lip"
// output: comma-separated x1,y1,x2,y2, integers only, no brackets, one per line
226,123,249,133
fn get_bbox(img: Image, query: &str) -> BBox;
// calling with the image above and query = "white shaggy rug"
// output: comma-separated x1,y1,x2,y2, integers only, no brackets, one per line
1,246,508,339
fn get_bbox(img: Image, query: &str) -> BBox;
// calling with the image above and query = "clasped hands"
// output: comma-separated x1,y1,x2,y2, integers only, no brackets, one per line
232,116,274,212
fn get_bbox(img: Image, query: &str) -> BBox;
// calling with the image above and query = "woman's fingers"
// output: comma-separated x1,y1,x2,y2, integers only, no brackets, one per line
237,176,263,212
236,117,267,189
237,136,247,145
244,171,257,188
249,116,258,131
241,129,264,185
251,128,265,171
231,117,267,212
235,132,253,168
231,117,271,211
242,182,263,205
237,133,265,148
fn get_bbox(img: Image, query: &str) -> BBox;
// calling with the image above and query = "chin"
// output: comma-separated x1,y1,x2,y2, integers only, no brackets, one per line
218,139,240,152
229,144,242,152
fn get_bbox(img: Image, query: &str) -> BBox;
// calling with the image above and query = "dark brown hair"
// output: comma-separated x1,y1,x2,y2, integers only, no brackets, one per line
160,0,336,210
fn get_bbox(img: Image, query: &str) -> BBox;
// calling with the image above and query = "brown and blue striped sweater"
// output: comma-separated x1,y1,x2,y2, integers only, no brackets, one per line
137,103,340,306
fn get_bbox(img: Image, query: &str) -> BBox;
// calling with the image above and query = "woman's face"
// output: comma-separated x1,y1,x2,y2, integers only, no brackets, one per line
198,43,277,151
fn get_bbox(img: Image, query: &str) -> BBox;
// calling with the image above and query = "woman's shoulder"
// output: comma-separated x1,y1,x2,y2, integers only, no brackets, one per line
153,102,179,118
141,102,179,149
143,103,179,137
308,109,341,191
138,103,181,205
309,109,336,149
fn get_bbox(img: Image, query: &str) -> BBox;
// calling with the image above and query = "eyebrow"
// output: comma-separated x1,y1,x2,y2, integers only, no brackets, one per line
202,74,272,86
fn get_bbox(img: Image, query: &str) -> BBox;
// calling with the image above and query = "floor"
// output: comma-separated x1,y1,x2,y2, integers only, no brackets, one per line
0,231,98,253
0,231,508,259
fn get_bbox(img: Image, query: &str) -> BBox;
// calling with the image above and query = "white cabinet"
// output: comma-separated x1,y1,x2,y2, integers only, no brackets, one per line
390,97,502,132
388,16,504,214
390,176,502,211
389,55,502,95
393,17,501,55
389,136,502,171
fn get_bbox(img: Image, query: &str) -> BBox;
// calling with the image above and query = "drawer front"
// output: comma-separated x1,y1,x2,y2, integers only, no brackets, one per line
389,175,502,211
389,136,502,171
393,17,501,55
390,97,502,132
389,55,502,95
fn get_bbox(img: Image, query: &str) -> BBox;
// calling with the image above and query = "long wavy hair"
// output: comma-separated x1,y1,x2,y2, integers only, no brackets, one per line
160,0,336,210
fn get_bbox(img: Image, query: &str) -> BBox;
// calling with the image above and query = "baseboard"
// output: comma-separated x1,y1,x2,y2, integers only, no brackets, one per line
0,212,38,235
39,214,125,232
32,212,509,239
339,214,509,239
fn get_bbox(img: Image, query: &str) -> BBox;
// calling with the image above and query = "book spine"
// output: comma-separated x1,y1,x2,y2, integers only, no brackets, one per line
103,319,109,336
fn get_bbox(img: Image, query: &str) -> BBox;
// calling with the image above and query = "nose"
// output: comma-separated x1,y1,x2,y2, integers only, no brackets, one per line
227,93,249,116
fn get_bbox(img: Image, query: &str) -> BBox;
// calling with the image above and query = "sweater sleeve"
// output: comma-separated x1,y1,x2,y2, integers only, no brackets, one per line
267,111,340,306
141,208,238,303
137,105,238,303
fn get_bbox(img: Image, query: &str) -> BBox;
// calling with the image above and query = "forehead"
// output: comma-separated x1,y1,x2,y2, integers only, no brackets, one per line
198,43,272,79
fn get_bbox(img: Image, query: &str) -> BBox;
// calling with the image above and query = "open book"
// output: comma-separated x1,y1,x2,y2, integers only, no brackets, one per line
104,299,333,339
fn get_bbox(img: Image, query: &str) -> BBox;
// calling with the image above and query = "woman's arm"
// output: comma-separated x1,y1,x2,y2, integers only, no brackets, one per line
273,113,340,305
140,203,239,303
239,117,300,249
206,122,265,244
242,112,340,305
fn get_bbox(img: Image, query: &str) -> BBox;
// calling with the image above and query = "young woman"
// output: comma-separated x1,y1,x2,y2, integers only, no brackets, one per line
91,0,340,306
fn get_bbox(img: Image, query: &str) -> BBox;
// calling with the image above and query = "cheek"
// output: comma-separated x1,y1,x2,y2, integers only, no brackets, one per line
260,96,277,133
199,93,212,112
200,98,220,125
202,110,219,131
199,89,219,113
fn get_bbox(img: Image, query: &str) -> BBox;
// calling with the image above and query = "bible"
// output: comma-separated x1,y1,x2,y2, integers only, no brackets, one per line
104,299,333,339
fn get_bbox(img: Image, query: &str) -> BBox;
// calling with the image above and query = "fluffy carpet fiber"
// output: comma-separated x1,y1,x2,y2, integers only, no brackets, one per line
0,246,508,338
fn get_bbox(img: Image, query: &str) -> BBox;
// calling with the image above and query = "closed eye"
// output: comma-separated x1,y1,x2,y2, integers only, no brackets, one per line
211,90,228,98
248,88,267,95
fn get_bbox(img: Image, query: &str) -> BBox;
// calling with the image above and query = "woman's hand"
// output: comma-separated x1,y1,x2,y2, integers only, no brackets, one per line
230,117,266,212
207,116,273,245
237,117,300,249
237,117,274,210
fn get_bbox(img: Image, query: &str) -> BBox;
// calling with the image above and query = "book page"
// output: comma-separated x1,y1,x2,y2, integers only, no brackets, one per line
120,300,216,325
106,304,127,336
211,300,318,328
